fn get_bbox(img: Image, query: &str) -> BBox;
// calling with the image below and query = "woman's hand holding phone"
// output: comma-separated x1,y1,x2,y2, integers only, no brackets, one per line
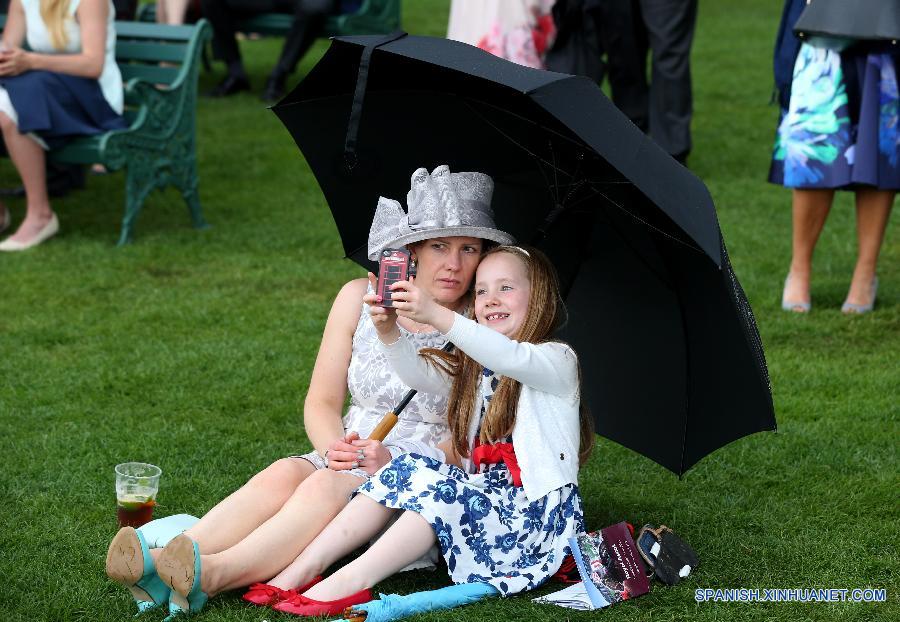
365,272,401,343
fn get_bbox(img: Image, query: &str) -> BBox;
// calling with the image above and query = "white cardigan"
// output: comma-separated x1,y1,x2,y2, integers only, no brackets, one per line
378,314,582,501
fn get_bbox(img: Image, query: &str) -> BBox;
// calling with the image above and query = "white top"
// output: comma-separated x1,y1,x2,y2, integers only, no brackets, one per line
378,313,582,501
22,0,123,113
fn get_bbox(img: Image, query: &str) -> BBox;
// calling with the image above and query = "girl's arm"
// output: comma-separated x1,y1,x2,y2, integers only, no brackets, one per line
1,0,27,50
303,279,367,459
444,314,578,397
0,0,107,78
377,334,453,395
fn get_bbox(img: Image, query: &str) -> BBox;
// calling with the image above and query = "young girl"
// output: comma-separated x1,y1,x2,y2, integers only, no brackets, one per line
256,244,594,616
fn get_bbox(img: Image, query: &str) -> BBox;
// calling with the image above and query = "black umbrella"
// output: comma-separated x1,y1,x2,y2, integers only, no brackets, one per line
273,33,775,476
794,0,900,42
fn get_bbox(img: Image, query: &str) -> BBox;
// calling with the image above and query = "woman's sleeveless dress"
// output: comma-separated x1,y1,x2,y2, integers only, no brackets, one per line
359,367,586,596
0,0,126,149
294,298,451,480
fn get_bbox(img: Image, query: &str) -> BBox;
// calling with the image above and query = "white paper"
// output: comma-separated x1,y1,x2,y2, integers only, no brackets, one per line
532,582,596,611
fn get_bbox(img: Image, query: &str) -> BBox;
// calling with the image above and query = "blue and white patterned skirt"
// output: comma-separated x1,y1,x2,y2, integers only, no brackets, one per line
358,453,585,596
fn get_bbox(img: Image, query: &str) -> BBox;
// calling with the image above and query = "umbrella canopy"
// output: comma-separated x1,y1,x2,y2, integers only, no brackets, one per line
794,0,900,42
273,33,775,475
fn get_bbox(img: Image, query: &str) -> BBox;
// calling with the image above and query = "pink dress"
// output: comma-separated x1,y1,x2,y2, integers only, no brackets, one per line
447,0,556,69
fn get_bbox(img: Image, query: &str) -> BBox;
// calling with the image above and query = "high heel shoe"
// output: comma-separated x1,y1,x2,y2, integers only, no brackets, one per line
156,534,208,618
781,273,811,313
842,277,878,314
106,527,170,614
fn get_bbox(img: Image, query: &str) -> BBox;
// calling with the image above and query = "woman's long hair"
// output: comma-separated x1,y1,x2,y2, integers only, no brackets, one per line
421,245,595,466
41,0,72,50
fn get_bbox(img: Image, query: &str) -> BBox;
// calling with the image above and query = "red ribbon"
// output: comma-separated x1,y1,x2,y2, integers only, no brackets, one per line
471,442,522,487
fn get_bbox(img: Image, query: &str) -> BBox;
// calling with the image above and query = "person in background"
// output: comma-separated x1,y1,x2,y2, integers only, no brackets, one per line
202,0,361,102
447,0,556,69
770,0,897,314
0,0,126,251
155,0,192,25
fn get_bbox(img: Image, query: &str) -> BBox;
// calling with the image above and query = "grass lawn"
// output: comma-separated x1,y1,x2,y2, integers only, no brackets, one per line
0,0,897,621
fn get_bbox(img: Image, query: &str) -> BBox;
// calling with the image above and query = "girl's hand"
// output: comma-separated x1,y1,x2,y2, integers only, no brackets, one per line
350,438,393,474
364,272,400,342
324,432,366,471
389,279,455,333
0,48,30,76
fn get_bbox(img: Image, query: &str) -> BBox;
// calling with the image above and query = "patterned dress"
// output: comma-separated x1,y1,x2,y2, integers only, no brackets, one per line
359,368,586,595
769,41,900,189
294,298,450,479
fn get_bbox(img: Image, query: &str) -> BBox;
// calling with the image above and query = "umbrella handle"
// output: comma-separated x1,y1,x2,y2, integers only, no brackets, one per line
342,606,367,621
368,411,398,441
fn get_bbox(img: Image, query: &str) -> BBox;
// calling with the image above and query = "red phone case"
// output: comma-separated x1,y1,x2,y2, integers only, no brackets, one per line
376,249,410,307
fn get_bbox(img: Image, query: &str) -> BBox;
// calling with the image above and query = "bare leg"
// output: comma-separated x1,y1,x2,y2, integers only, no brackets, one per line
197,469,364,595
845,188,894,306
0,112,53,243
183,458,316,554
267,495,401,591
302,510,437,601
785,188,834,309
157,0,191,25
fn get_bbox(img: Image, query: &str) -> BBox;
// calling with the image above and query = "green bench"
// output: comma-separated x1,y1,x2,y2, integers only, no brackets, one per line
0,17,212,245
137,0,401,39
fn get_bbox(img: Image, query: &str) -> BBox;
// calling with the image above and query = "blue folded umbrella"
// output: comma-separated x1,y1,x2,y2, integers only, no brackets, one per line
335,583,500,622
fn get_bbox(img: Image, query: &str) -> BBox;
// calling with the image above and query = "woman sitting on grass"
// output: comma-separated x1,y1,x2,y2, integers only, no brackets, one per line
156,244,595,617
104,165,514,616
0,0,126,251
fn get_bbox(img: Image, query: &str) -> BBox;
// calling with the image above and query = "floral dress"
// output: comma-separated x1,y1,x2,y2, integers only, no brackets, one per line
358,368,586,595
769,41,900,189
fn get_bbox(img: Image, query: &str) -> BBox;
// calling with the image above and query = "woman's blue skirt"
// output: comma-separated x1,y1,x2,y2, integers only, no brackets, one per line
768,43,900,190
0,70,127,149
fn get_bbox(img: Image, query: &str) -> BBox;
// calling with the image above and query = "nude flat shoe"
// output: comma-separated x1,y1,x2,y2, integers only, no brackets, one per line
0,213,59,251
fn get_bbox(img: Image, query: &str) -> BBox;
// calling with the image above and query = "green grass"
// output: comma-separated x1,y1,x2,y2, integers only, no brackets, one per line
0,1,897,621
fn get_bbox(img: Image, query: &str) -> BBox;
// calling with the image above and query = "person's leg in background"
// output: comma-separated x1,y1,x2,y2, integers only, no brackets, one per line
597,0,649,132
639,0,697,162
203,0,269,96
261,0,336,102
783,188,834,312
156,0,192,25
844,188,893,311
0,111,58,249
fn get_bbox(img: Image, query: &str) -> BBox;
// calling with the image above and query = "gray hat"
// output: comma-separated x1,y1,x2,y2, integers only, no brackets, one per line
367,165,514,260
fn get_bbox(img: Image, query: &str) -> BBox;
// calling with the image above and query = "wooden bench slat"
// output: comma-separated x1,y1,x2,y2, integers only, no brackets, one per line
116,41,189,63
119,63,181,84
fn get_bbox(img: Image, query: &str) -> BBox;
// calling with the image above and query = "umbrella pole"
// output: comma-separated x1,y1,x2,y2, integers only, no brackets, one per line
367,342,454,441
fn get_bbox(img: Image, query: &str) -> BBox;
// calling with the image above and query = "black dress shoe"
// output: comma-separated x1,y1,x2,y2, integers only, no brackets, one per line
260,75,286,103
206,74,251,97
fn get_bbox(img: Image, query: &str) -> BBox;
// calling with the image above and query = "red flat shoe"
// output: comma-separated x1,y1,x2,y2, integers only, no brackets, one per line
242,576,323,607
272,588,372,616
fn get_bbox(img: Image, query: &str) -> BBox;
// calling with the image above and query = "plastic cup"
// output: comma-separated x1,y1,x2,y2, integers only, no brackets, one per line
115,462,161,528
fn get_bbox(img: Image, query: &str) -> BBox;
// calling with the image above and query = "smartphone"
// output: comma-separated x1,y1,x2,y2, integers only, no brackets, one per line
376,248,411,307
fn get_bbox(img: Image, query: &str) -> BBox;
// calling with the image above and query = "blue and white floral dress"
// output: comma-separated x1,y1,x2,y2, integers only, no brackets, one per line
358,368,586,596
